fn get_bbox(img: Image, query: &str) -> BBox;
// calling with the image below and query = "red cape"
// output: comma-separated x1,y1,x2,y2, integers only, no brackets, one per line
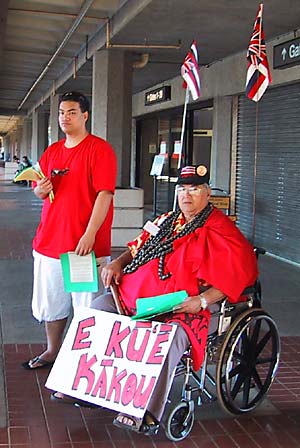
119,208,258,370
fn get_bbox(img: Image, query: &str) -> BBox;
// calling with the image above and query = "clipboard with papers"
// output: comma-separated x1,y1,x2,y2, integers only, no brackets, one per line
60,251,98,293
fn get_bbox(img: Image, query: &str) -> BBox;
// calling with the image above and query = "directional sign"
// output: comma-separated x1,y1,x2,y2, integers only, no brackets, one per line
273,38,300,69
145,86,171,106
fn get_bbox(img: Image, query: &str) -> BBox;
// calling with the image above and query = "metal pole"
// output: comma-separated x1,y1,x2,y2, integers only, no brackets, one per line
18,0,95,110
177,89,190,169
153,175,157,216
173,89,190,211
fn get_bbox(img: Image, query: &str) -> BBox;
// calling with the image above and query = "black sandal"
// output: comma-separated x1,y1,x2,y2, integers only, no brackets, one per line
22,356,54,370
113,411,159,435
50,392,99,408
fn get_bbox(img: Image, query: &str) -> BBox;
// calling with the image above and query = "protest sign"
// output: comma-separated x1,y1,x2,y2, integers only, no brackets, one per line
45,307,177,418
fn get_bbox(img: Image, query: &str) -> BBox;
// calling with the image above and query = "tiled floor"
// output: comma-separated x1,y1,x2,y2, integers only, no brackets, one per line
1,338,300,447
1,169,300,447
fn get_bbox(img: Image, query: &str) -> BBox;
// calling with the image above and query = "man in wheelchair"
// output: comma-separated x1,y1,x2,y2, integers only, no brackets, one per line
53,165,258,435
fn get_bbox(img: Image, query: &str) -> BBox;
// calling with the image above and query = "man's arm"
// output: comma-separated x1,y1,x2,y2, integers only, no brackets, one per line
101,250,133,287
75,190,113,256
178,286,226,314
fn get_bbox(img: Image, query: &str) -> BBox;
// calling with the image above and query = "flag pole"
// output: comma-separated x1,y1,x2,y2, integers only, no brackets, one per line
258,3,263,58
255,3,263,102
173,88,190,211
251,101,259,244
177,88,190,170
252,3,263,240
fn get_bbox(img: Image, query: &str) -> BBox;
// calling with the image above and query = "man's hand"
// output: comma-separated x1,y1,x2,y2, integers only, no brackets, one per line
174,295,202,314
34,177,53,200
101,260,123,288
174,287,225,314
75,231,96,256
75,190,112,256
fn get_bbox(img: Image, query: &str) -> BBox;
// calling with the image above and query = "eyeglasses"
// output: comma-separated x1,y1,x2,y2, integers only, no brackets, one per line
176,185,207,195
51,168,69,177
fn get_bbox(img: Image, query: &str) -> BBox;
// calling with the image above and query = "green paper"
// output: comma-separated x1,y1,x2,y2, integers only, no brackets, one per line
60,251,98,293
132,290,188,320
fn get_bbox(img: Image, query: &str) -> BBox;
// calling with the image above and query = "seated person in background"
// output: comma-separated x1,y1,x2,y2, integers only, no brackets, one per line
21,155,32,169
15,156,32,185
53,165,258,435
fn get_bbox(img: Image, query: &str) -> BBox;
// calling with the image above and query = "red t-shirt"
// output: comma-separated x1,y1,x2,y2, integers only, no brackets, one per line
33,134,117,258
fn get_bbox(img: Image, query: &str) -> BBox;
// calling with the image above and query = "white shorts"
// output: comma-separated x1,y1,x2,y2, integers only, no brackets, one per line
32,250,110,322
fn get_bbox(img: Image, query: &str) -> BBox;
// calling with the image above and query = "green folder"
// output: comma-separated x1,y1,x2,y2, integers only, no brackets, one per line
60,251,98,293
132,290,188,320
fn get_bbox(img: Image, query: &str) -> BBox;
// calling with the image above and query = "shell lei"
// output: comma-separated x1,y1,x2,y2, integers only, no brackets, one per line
123,203,213,280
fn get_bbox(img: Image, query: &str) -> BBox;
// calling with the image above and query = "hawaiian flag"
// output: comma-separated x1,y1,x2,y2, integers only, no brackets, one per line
180,166,196,178
246,3,271,102
181,40,201,101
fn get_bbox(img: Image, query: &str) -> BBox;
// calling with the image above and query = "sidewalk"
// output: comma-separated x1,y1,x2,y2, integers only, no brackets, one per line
0,168,300,447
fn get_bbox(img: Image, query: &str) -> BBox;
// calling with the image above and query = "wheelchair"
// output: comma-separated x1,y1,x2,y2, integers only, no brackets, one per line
162,248,281,442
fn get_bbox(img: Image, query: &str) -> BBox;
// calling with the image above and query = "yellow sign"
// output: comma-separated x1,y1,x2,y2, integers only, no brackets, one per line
210,196,230,210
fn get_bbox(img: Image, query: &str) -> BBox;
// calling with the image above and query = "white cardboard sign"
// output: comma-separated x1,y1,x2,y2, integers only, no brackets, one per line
45,307,177,418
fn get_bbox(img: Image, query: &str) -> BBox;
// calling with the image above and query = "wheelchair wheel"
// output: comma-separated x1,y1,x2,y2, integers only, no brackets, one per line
216,308,280,415
164,401,194,442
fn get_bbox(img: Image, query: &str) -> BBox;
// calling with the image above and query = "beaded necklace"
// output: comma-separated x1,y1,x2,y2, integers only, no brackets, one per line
123,203,214,280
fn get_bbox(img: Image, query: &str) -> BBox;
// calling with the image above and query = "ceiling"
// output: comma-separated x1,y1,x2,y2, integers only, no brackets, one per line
1,0,300,136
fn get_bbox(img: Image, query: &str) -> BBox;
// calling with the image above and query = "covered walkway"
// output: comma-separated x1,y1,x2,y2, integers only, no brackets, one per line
0,168,300,447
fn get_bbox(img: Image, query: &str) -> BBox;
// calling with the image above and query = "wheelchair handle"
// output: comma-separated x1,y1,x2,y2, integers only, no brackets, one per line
254,246,266,258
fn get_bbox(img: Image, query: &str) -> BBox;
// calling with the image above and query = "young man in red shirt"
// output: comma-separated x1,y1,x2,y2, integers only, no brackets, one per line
23,91,117,370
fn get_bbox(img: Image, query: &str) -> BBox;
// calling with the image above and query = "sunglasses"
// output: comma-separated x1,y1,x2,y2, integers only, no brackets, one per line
51,168,69,177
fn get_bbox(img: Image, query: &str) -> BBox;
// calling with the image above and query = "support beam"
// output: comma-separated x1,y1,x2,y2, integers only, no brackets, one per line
0,0,9,62
27,0,153,115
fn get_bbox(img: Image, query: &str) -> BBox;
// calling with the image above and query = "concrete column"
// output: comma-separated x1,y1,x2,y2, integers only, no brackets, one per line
16,126,23,156
3,135,10,161
130,118,136,187
49,94,59,145
92,49,133,186
31,109,48,163
20,118,32,159
210,96,232,192
39,112,48,159
31,110,38,163
9,129,19,158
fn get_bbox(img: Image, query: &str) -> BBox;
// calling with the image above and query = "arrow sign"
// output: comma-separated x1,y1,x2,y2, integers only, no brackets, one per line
281,47,287,61
274,38,300,69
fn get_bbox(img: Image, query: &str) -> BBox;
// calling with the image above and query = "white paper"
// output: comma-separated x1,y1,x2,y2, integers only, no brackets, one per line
68,252,94,283
160,141,167,154
150,154,165,176
173,140,182,154
143,220,160,236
